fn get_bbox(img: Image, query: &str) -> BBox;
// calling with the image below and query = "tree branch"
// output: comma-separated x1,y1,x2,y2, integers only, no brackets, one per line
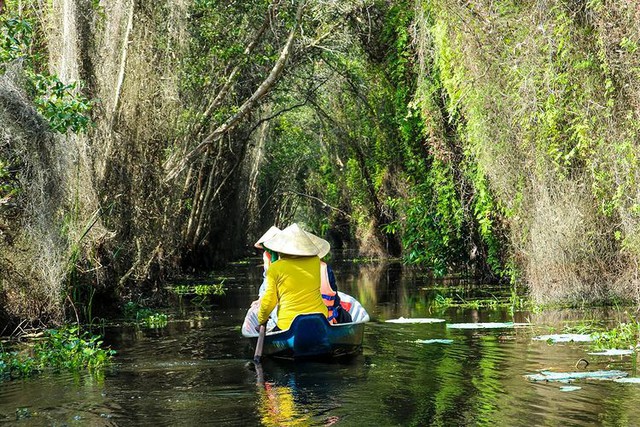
197,1,281,132
165,0,307,182
280,190,352,219
245,77,329,136
110,0,135,131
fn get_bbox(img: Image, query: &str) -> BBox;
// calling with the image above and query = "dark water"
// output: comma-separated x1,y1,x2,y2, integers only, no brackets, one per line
2,259,640,426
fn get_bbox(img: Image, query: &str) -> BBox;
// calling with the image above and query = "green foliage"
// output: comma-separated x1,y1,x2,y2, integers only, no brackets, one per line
0,13,92,134
171,281,226,307
433,293,454,308
142,313,169,328
194,283,225,296
0,158,18,200
401,162,464,275
123,302,169,328
430,288,530,312
413,5,511,279
172,285,191,296
0,327,115,380
0,17,33,64
508,286,529,314
468,165,506,276
32,74,92,133
35,327,114,371
590,320,640,351
170,281,226,297
562,315,640,351
178,0,277,133
254,0,510,278
0,352,37,378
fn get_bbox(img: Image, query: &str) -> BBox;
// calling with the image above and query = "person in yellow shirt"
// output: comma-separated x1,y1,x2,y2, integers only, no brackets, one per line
257,223,328,331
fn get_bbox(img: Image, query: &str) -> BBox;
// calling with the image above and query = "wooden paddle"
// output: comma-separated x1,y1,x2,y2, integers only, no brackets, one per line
253,324,266,384
253,324,266,364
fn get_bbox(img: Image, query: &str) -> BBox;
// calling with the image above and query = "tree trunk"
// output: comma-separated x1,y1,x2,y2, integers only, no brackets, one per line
165,0,307,181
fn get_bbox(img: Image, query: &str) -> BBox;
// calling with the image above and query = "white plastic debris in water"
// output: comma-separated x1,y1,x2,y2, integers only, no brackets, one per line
446,322,530,329
413,339,454,344
587,349,635,356
386,317,446,324
532,334,593,343
614,377,640,384
560,386,582,392
524,370,627,382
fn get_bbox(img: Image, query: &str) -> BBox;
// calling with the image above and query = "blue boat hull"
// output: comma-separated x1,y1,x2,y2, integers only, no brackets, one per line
254,313,366,359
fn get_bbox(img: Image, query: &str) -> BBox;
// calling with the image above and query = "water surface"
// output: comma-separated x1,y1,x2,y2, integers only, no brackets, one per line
1,259,639,426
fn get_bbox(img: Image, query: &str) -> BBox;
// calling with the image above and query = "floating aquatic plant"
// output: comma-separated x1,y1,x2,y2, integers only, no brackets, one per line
386,317,446,324
123,302,169,328
0,327,115,381
532,334,593,343
560,386,581,392
447,322,530,329
413,339,454,344
590,320,640,351
525,370,627,382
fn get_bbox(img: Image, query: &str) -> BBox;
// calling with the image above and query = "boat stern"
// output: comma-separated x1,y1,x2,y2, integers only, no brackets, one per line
288,314,332,357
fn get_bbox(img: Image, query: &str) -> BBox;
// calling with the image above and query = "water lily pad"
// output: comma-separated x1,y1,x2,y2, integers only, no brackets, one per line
525,370,627,382
446,322,530,329
414,339,454,344
532,334,593,343
588,349,634,356
560,386,581,392
614,377,640,384
386,317,446,324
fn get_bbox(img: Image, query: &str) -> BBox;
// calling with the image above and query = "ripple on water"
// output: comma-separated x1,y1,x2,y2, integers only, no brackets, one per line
5,262,640,426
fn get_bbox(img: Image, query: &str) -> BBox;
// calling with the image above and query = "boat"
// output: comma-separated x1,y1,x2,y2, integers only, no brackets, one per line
241,291,370,359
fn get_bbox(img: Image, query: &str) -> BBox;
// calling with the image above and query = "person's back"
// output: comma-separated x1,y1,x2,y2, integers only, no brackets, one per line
258,254,326,330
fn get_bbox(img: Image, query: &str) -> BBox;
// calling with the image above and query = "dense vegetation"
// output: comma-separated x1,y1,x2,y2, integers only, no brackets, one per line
0,327,114,379
0,0,639,327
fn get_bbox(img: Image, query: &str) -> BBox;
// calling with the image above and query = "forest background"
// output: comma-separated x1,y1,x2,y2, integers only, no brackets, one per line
1,0,639,327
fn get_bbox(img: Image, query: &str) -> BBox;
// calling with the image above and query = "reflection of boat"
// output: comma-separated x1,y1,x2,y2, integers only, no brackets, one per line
241,292,370,359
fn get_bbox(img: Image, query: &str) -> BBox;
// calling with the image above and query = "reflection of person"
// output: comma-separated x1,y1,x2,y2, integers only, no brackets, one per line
257,224,328,331
258,382,309,427
304,231,352,324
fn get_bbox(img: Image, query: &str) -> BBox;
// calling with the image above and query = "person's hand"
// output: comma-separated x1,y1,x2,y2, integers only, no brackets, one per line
255,323,266,333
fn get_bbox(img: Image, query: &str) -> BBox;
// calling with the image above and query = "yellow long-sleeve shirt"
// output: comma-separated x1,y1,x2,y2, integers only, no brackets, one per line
257,256,327,330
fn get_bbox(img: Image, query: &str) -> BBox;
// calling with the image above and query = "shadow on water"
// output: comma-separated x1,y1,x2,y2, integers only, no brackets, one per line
2,258,640,426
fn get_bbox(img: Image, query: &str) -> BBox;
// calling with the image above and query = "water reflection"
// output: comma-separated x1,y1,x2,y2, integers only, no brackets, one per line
1,259,640,426
254,357,367,426
258,382,308,427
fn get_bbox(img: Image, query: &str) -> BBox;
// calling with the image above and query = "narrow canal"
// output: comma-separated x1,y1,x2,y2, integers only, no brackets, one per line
1,257,639,426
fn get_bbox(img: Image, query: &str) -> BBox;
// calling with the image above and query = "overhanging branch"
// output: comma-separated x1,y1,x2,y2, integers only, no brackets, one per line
164,0,307,182
280,190,352,219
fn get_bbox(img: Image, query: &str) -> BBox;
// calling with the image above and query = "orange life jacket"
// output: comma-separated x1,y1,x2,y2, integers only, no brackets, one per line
320,262,338,324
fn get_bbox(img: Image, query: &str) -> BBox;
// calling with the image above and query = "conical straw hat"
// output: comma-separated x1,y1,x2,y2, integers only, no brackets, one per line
254,226,281,249
263,223,323,256
303,230,330,258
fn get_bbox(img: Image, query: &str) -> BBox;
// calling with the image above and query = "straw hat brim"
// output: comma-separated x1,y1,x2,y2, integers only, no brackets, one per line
254,226,281,249
303,230,330,258
263,223,325,256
